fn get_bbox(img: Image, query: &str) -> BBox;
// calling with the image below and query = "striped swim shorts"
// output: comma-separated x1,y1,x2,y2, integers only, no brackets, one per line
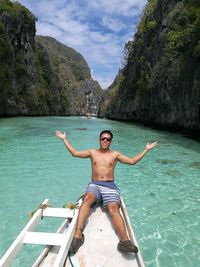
85,180,121,207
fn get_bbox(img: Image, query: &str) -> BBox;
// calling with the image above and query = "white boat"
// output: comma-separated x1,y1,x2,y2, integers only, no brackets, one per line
0,197,145,267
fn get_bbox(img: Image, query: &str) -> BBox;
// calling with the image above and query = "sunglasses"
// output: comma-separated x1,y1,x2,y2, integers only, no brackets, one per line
100,137,112,142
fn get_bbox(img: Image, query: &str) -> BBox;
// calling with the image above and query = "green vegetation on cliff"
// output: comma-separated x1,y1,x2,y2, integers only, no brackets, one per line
0,0,102,116
0,20,11,113
167,0,200,57
101,0,200,132
0,0,36,114
35,36,91,83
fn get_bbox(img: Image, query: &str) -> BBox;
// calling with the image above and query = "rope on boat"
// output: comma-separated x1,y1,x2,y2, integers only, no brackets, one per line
29,195,83,220
63,202,79,209
63,201,81,218
29,203,52,219
63,195,84,209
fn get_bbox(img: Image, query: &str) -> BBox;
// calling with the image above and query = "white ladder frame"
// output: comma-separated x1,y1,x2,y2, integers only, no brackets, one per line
0,199,79,267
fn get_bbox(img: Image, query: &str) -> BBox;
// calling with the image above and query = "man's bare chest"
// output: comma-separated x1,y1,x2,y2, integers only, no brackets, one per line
91,153,116,167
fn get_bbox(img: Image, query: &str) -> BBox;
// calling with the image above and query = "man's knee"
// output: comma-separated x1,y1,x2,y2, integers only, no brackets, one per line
83,192,96,205
107,203,120,216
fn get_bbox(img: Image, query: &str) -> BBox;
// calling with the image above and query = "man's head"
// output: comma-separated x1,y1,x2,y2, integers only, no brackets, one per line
99,130,113,150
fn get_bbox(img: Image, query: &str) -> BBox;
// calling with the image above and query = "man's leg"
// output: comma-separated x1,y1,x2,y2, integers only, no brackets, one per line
107,203,138,253
107,203,129,241
74,192,96,240
70,192,96,253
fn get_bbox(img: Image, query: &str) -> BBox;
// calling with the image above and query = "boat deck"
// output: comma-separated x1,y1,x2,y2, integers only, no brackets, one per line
33,199,145,267
64,205,142,267
1,198,144,267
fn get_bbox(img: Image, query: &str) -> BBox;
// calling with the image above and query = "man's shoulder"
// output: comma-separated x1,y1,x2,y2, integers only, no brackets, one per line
110,150,123,160
110,149,120,155
107,150,121,158
89,148,98,154
90,148,97,152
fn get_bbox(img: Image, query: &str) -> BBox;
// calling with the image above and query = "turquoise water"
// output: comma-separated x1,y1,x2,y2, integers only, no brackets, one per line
0,116,200,267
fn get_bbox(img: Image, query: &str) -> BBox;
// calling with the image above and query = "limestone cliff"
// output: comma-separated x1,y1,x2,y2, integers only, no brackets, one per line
100,0,200,134
0,0,102,116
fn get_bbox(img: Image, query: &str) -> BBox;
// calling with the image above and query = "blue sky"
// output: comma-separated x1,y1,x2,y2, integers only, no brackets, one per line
15,0,147,88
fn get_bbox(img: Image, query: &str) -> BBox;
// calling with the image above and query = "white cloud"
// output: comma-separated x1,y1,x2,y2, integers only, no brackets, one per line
101,17,126,33
36,21,61,38
16,0,148,88
92,74,114,90
89,0,147,16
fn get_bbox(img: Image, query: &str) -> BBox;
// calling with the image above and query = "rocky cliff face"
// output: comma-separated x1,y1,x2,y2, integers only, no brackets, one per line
0,0,102,116
100,0,200,133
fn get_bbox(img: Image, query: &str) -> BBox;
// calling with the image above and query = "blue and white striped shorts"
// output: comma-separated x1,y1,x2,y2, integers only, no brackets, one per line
85,181,121,207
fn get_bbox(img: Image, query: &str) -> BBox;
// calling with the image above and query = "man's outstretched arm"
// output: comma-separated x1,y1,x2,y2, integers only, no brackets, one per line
117,142,157,165
55,131,91,158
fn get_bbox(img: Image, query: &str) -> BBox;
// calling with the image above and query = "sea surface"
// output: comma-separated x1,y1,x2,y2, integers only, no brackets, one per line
0,116,199,267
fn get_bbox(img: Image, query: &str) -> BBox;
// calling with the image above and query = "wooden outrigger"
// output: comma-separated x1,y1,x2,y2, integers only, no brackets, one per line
0,197,145,267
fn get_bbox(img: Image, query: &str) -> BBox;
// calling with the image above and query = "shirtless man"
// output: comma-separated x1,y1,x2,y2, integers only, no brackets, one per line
55,129,157,253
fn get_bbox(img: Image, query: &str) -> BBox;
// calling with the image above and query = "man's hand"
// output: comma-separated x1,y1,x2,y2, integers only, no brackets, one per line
55,130,66,140
145,141,157,151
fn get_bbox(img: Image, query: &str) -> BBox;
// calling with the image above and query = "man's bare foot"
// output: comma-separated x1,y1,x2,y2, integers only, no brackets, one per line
69,228,84,254
74,228,84,241
118,240,138,253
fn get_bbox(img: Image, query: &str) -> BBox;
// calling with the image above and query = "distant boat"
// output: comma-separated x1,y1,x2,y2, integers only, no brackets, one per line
86,113,91,119
0,197,145,267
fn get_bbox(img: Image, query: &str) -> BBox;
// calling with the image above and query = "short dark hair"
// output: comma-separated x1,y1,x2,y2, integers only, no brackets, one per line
100,130,113,139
